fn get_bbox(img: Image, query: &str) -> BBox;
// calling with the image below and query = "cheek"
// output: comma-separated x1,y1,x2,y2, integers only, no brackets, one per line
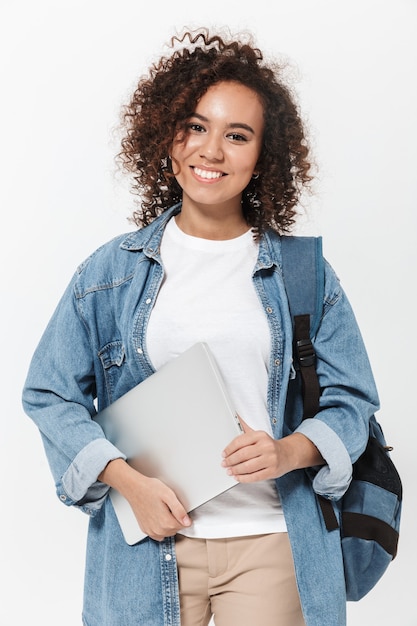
240,151,261,175
172,134,200,159
170,143,181,164
172,138,204,178
171,144,186,177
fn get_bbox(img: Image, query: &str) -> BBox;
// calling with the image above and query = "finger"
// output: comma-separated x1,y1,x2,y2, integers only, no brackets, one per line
238,417,253,433
222,431,257,458
222,448,260,479
223,431,276,470
221,417,253,457
226,452,264,474
227,448,277,480
143,508,190,540
223,428,267,463
232,466,272,483
164,493,192,528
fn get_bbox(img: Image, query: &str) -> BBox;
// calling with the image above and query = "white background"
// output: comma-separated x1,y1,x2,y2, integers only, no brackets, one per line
1,1,416,624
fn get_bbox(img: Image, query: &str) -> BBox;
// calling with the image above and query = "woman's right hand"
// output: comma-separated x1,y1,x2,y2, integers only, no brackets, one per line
98,458,192,541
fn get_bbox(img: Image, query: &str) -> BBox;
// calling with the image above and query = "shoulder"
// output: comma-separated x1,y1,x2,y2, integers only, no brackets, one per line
323,259,342,307
263,230,343,312
72,205,180,297
73,232,139,298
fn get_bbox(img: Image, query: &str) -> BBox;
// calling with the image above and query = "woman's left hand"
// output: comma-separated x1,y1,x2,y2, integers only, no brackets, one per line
221,418,324,482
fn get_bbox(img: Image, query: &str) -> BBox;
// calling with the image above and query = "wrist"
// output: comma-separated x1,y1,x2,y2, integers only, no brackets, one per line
98,458,142,497
279,433,325,472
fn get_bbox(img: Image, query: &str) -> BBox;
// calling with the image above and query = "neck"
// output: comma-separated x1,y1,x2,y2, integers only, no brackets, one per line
176,199,249,240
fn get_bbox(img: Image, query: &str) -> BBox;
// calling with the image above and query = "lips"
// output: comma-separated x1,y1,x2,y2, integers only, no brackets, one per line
192,166,225,180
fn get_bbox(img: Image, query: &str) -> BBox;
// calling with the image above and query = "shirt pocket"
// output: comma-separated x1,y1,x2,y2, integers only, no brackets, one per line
98,340,126,404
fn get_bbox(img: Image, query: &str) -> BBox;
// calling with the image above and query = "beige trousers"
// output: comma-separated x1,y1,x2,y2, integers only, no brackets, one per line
175,533,305,626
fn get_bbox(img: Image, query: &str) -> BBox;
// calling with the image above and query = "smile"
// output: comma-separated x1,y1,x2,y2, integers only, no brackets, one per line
193,167,225,180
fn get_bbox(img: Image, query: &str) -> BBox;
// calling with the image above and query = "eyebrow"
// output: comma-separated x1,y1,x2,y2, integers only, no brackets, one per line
190,113,256,135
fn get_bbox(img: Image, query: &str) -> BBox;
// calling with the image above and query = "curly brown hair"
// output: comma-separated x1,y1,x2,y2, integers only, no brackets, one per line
118,28,313,234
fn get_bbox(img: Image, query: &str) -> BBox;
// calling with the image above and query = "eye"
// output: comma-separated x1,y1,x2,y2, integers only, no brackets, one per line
227,132,248,142
186,123,206,133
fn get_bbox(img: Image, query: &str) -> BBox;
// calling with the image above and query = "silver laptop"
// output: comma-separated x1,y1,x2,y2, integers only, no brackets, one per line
94,342,243,544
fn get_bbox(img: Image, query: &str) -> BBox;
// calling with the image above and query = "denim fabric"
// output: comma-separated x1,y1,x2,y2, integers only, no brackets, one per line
22,204,379,626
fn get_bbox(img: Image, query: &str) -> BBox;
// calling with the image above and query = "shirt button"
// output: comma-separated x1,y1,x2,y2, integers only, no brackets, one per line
145,298,152,304
266,306,273,314
274,359,280,366
60,495,67,501
137,347,143,354
165,554,172,561
272,418,277,424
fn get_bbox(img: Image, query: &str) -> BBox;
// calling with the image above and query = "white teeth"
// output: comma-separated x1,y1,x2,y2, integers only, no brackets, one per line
194,167,223,180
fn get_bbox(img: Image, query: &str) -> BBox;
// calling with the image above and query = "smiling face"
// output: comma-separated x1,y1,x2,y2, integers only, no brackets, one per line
171,81,265,230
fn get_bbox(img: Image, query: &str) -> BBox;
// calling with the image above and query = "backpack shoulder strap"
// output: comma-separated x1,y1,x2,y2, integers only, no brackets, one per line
281,235,339,531
280,235,324,419
280,235,324,338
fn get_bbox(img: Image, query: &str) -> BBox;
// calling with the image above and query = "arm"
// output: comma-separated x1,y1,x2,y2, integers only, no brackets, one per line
223,261,379,493
295,262,379,498
22,274,125,515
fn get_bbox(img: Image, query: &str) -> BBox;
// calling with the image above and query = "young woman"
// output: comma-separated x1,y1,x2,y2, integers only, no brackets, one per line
22,29,379,626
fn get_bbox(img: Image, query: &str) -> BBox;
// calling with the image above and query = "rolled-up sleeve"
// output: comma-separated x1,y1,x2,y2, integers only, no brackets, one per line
296,418,352,499
57,439,126,515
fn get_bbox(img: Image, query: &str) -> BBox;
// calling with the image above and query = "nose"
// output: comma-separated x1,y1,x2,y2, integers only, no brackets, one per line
199,132,223,162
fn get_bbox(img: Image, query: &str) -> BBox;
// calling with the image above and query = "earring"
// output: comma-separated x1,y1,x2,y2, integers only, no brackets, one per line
252,172,259,180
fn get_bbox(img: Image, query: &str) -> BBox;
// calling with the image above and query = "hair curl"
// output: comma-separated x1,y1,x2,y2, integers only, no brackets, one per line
118,28,313,234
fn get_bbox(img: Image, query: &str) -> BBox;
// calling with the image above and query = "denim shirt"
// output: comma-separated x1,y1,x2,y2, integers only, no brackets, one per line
22,205,379,626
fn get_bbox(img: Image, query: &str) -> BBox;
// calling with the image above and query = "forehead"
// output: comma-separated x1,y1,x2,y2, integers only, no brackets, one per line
195,81,264,125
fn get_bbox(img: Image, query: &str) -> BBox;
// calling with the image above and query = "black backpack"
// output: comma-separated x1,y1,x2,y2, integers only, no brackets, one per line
280,235,402,601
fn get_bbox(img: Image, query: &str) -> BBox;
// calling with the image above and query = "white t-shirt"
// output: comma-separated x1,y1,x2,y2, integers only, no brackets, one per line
146,216,287,537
